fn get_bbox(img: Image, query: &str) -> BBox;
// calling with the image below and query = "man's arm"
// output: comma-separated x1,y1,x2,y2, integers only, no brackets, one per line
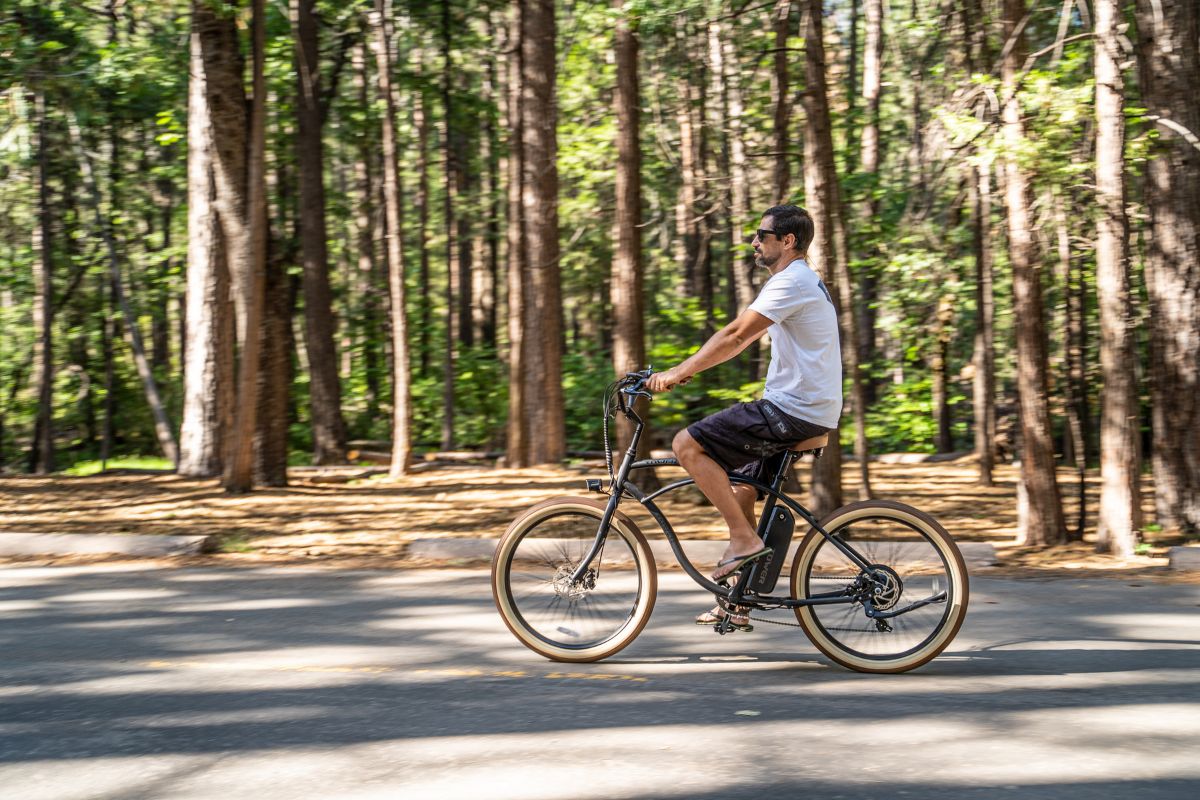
646,309,774,392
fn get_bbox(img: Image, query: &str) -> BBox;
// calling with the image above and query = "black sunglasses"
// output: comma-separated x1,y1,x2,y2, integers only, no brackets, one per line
755,229,780,241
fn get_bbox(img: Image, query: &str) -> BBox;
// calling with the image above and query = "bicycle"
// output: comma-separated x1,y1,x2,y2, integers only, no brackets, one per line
491,369,969,673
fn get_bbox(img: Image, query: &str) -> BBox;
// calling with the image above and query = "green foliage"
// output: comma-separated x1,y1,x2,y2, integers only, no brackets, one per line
866,376,969,453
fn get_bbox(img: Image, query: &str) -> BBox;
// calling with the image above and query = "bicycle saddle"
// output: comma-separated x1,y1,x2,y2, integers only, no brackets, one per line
790,434,829,454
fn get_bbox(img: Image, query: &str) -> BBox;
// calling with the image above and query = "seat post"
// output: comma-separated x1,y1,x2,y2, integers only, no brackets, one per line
769,449,798,491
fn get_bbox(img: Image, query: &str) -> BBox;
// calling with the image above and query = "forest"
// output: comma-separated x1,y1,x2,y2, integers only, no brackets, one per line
0,0,1197,556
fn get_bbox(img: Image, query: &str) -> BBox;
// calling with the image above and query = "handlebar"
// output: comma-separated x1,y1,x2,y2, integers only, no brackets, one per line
617,368,653,414
620,368,653,393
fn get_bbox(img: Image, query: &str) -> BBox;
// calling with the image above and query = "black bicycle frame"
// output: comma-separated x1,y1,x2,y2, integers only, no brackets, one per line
568,400,883,613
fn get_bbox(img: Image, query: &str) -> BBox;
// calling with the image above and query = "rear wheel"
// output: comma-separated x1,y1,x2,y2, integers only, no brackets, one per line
491,497,657,663
789,500,969,673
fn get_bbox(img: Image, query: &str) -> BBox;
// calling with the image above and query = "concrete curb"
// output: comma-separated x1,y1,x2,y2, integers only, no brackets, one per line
406,537,1000,569
0,533,215,558
1168,547,1200,571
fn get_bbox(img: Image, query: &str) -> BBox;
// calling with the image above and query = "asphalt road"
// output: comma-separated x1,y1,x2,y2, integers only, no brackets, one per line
1,565,1198,800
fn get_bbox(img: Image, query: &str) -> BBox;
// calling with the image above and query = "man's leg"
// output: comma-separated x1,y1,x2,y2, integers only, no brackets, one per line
732,484,757,530
673,429,764,565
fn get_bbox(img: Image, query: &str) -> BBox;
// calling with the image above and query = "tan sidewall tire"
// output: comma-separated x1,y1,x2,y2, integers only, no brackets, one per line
491,496,658,663
790,499,969,673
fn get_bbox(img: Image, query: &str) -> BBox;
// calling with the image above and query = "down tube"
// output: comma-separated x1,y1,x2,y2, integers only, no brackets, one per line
621,479,727,596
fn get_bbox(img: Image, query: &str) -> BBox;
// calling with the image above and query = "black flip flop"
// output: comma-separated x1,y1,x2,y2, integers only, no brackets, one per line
711,546,772,583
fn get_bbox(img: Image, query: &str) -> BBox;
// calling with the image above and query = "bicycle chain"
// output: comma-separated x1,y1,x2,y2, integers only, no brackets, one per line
741,575,883,633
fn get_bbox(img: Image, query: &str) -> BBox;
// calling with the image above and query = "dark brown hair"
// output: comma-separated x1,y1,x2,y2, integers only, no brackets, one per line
763,205,815,254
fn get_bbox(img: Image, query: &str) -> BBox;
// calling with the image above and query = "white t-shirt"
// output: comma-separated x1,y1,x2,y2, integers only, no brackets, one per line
747,259,843,428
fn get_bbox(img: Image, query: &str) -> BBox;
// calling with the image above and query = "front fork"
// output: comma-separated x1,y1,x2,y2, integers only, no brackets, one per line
566,427,642,585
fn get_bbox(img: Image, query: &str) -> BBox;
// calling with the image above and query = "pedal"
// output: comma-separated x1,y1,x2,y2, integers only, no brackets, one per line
747,506,794,594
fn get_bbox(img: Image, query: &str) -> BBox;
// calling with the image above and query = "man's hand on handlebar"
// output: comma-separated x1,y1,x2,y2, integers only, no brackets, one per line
646,367,692,393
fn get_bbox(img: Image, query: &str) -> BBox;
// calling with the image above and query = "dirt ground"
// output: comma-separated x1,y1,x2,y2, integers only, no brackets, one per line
0,457,1190,580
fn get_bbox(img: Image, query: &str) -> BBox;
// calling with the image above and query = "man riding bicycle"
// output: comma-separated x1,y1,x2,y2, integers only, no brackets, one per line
646,204,842,630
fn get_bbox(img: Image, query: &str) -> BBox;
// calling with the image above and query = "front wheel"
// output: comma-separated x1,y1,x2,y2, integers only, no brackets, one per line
491,497,657,663
789,499,969,673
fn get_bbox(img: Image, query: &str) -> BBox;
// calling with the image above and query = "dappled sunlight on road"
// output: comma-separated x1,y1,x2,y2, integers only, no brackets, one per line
0,566,1196,798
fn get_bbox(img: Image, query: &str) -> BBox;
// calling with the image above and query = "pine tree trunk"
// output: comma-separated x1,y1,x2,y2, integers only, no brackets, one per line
611,3,656,486
1094,0,1142,554
1136,0,1200,536
101,275,115,467
371,0,413,477
257,91,296,487
351,41,381,419
932,295,954,453
963,0,995,486
415,78,432,375
293,0,347,466
674,15,705,313
30,90,54,475
441,2,458,450
719,23,759,377
1002,0,1067,545
218,0,268,492
771,0,792,202
970,164,996,486
482,20,501,348
801,0,844,515
255,240,292,487
505,1,528,465
1053,188,1087,538
857,0,883,406
180,3,235,478
513,0,565,466
152,198,173,373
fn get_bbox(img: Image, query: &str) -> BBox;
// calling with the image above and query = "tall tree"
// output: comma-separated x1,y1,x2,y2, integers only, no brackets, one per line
962,0,995,486
611,1,653,472
414,65,433,375
770,0,792,202
674,12,711,322
800,0,843,515
479,16,501,348
1136,0,1200,536
441,0,458,449
350,38,381,421
1001,0,1067,545
1093,0,1142,554
717,19,753,316
29,89,53,474
856,0,883,405
371,0,413,476
293,0,347,465
179,0,235,478
1051,186,1087,535
507,0,564,466
504,1,527,465
224,0,268,492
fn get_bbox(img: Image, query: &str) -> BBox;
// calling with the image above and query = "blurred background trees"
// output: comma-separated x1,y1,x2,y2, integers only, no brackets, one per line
1,0,1197,548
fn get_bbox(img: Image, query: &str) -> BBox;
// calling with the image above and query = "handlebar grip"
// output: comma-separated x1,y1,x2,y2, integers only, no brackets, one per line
621,371,652,396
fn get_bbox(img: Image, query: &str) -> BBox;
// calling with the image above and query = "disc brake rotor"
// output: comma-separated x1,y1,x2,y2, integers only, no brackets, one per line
552,564,594,601
867,564,903,611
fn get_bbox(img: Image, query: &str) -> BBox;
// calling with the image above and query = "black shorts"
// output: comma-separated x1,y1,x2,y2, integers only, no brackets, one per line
687,399,832,486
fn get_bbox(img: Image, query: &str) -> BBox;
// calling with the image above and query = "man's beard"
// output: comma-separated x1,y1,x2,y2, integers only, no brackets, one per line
755,251,780,269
